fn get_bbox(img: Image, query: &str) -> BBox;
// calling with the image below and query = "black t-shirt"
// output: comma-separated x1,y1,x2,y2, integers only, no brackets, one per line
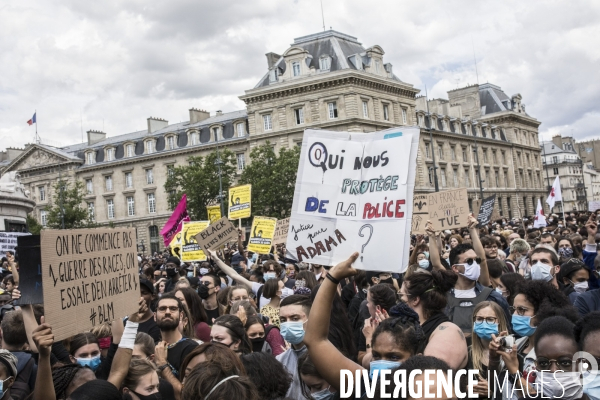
138,317,161,343
205,307,220,325
167,338,198,378
284,278,296,289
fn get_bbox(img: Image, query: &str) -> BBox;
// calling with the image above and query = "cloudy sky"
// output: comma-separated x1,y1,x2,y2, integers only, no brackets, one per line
2,0,599,150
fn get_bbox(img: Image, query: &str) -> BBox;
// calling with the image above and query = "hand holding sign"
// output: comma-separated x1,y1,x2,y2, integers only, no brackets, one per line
328,252,360,281
32,317,54,359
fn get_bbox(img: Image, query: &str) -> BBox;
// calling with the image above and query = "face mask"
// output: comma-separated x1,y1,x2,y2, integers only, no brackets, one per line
418,259,429,269
198,284,211,299
312,386,335,400
132,391,162,400
423,251,430,259
459,261,480,281
199,268,209,275
511,314,536,337
473,321,499,341
583,370,600,399
531,262,553,281
0,378,10,398
369,360,402,379
549,218,554,222
559,247,574,258
495,287,503,295
166,268,177,277
558,224,563,228
76,354,102,372
280,287,294,300
280,321,306,345
187,271,194,278
571,280,588,293
264,272,276,281
251,254,258,262
250,337,266,353
537,371,582,400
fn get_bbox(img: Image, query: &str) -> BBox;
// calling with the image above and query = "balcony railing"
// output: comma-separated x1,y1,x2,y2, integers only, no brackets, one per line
577,195,587,201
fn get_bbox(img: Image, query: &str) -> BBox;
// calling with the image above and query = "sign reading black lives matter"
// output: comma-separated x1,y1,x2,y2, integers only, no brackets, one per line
41,228,139,341
285,128,419,272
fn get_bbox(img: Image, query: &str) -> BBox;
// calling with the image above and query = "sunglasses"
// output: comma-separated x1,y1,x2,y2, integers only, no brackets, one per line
462,257,482,265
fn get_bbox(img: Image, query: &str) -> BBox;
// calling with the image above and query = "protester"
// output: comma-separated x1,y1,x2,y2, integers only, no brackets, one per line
198,273,224,324
240,352,292,400
174,287,211,342
260,279,283,328
210,314,252,355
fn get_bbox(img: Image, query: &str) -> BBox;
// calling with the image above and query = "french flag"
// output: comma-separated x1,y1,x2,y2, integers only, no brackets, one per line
27,112,36,126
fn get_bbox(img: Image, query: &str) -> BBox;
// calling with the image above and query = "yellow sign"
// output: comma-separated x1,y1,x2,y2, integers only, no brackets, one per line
228,184,252,220
247,216,277,254
207,205,222,224
181,221,210,261
169,231,183,259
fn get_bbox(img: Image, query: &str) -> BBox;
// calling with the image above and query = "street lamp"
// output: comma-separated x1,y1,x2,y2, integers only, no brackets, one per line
214,129,225,217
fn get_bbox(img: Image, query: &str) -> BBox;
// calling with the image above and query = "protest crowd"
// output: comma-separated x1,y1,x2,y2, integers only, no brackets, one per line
0,207,598,400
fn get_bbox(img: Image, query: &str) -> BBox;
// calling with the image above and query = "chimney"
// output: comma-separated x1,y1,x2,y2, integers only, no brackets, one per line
87,130,107,145
216,110,223,116
265,52,281,69
189,108,210,124
147,117,168,134
384,63,393,75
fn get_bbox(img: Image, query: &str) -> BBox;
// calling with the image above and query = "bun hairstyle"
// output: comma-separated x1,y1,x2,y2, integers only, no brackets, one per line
405,270,457,319
372,302,424,357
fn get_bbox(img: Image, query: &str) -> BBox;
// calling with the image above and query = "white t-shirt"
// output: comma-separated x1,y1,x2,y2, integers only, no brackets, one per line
453,287,477,299
251,282,269,309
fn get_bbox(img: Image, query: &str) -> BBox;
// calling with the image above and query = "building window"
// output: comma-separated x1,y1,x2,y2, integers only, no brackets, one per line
105,175,113,191
146,140,155,153
319,56,331,71
440,168,447,188
88,203,95,220
374,59,381,73
126,144,134,157
553,167,559,175
107,199,115,219
451,146,456,161
125,172,133,188
425,142,431,159
402,108,408,124
147,193,156,214
462,147,468,162
328,102,338,119
38,186,46,201
428,168,434,186
127,196,135,216
495,171,500,187
453,169,458,187
86,179,93,194
504,171,509,187
167,165,174,178
465,169,470,187
294,108,304,125
483,149,488,163
105,148,115,161
167,136,176,150
269,69,277,83
362,101,369,118
383,104,389,121
86,152,95,165
146,169,154,185
501,151,506,164
237,153,246,171
418,114,424,127
292,62,300,77
438,144,444,160
493,151,497,164
263,114,272,131
236,123,245,137
189,133,198,146
40,210,47,227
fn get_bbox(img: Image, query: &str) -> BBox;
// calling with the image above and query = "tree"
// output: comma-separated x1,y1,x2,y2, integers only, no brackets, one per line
46,179,95,229
26,214,43,234
164,150,237,220
239,141,300,219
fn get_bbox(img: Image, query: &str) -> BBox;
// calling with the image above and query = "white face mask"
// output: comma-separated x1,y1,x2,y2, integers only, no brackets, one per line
571,280,588,293
531,262,553,281
537,371,582,400
458,261,480,281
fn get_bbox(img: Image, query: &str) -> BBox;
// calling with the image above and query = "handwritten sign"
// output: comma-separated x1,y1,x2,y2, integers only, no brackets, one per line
41,228,139,341
248,217,277,253
590,201,600,212
0,232,31,253
195,217,238,252
428,188,469,231
181,221,210,261
272,218,290,245
285,127,420,271
207,205,222,224
411,194,429,234
228,185,251,219
477,195,496,226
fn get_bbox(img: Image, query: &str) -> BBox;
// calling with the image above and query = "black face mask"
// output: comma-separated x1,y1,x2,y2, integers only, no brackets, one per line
198,284,210,299
166,268,177,278
251,337,266,353
133,391,162,400
379,278,394,285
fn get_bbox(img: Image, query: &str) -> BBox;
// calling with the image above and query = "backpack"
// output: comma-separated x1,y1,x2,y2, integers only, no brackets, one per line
11,353,36,400
446,287,493,333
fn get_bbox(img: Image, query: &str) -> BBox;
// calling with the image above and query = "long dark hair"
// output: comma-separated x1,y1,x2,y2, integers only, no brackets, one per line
176,287,208,324
213,315,252,355
404,270,457,320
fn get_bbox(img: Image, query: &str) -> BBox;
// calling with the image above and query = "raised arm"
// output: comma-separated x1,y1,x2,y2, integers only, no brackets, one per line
207,249,253,288
584,215,599,289
304,252,363,391
425,221,444,271
237,229,247,263
469,214,490,287
20,302,39,353
409,235,424,266
32,318,56,400
107,299,144,388
7,253,19,287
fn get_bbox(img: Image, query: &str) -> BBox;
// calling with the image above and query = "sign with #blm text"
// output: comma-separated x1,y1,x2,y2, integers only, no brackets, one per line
228,184,251,220
195,217,238,253
285,127,419,272
181,221,210,261
247,216,277,253
41,228,139,341
272,217,290,245
428,188,469,231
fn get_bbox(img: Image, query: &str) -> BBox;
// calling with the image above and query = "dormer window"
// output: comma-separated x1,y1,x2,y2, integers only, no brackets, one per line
269,69,277,83
145,140,155,154
167,136,176,150
374,59,381,73
211,127,221,141
236,122,245,137
105,148,115,161
86,151,95,165
292,62,301,77
126,144,134,157
353,55,363,70
189,132,199,146
319,56,331,71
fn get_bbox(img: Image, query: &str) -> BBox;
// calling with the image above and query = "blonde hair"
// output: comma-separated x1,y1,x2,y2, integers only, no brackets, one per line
90,322,111,338
471,301,508,373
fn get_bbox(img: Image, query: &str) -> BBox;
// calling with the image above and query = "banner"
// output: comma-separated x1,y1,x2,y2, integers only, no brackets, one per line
207,205,222,224
181,221,210,261
272,218,290,245
0,232,31,253
476,195,496,226
411,194,428,234
590,201,600,212
285,127,419,271
169,231,183,259
41,228,139,341
195,217,238,252
228,185,251,220
428,188,469,231
247,217,277,253
160,194,190,247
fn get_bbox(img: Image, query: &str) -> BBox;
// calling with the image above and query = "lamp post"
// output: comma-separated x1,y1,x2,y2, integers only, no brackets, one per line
473,138,485,202
214,129,225,217
424,90,439,192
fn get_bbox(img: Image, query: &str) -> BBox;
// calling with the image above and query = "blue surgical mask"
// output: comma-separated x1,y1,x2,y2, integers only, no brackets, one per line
0,377,9,398
531,262,552,281
418,259,429,269
495,287,503,295
187,271,194,278
199,268,209,275
76,354,102,372
312,386,335,400
583,370,600,399
280,321,306,345
370,360,401,380
473,321,499,341
423,251,430,259
264,272,276,281
511,314,536,337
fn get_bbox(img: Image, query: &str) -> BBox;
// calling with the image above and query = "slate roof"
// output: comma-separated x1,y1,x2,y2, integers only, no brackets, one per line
478,83,529,116
541,141,578,155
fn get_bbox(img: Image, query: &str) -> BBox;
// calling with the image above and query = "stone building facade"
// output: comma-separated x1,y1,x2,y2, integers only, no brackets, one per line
1,30,547,251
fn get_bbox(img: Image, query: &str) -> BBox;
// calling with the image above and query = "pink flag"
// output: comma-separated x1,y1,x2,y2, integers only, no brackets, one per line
161,194,190,247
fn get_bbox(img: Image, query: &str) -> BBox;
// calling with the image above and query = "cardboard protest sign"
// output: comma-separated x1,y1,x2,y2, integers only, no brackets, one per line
207,205,222,224
41,228,139,341
228,185,251,219
590,201,600,212
14,235,43,305
247,217,277,253
476,195,497,226
0,232,31,253
411,194,428,234
181,221,210,261
285,127,420,272
428,188,469,231
195,217,238,252
272,218,290,245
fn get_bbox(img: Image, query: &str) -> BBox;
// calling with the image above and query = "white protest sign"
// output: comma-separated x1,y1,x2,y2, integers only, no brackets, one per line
285,127,419,272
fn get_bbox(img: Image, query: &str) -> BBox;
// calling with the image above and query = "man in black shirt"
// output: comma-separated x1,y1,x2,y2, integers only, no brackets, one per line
138,278,161,342
164,257,186,293
199,273,222,324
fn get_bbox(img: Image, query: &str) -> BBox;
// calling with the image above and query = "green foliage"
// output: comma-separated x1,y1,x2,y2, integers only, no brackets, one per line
26,214,43,234
46,179,95,229
239,141,300,219
164,149,237,220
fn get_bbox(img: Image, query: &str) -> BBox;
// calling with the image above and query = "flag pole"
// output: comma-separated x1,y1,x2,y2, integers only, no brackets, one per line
35,109,38,144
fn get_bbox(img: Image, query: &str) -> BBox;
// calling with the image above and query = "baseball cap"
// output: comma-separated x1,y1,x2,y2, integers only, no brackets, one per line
139,278,155,294
0,350,17,378
231,253,244,267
